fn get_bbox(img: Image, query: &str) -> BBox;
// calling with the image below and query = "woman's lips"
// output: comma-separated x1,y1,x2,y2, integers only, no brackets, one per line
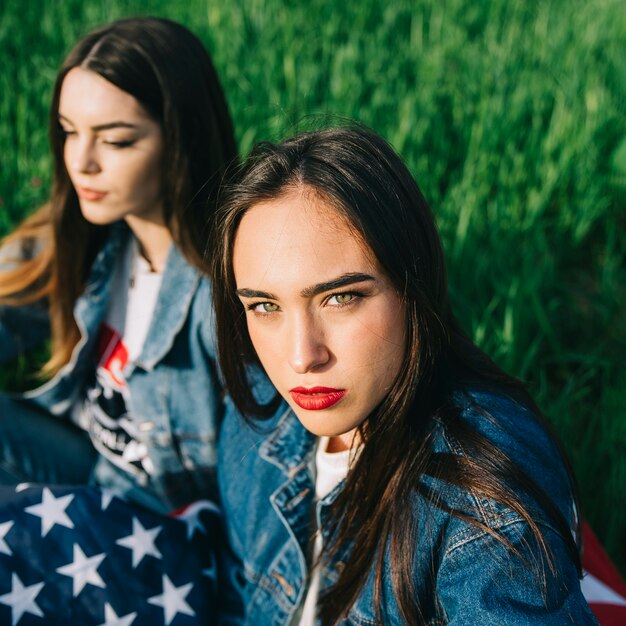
76,187,108,201
289,387,347,411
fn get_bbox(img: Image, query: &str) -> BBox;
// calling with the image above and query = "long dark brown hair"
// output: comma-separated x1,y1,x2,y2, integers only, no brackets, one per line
0,17,237,373
211,125,581,624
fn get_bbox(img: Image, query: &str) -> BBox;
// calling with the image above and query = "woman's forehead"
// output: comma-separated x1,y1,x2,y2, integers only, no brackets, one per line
232,190,379,291
59,67,148,123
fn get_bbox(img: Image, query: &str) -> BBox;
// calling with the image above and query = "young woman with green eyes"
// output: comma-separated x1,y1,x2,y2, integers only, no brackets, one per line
0,17,236,513
210,125,597,624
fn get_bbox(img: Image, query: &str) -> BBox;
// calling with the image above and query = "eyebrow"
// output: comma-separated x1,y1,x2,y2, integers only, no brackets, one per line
236,272,375,300
57,114,139,132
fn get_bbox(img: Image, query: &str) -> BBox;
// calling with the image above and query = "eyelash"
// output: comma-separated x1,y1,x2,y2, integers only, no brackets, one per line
59,128,134,148
246,291,364,317
325,291,363,307
105,140,135,149
247,302,278,316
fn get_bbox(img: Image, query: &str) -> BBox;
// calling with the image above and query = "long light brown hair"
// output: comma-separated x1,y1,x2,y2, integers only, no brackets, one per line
0,17,237,374
211,125,581,624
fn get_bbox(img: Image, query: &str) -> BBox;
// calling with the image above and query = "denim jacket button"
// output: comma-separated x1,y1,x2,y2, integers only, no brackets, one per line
271,570,295,600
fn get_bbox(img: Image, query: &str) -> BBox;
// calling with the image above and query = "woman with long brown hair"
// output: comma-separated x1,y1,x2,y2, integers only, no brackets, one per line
210,125,596,624
0,17,236,513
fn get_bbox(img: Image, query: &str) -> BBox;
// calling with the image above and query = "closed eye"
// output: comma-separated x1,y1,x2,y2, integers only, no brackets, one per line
103,139,136,149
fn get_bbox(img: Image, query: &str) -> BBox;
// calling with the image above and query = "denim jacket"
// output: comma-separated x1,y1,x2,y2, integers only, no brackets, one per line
218,388,597,625
0,223,222,513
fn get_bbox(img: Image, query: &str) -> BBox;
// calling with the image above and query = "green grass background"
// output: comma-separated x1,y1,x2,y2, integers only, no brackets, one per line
1,0,625,573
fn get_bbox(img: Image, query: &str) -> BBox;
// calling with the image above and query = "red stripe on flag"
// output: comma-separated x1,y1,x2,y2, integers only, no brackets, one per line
582,521,626,625
583,522,626,599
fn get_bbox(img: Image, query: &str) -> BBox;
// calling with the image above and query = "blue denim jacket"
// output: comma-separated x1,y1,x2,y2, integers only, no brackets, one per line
0,223,222,513
218,388,597,625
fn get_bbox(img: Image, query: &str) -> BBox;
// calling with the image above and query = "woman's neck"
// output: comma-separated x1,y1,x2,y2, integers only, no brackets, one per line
326,429,360,453
125,214,173,273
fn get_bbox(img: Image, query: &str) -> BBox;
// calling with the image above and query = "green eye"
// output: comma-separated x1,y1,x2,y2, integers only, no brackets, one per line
333,293,354,304
254,302,278,313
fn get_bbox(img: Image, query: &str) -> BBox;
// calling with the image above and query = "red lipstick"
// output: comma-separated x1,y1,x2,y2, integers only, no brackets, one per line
76,187,108,201
289,387,347,411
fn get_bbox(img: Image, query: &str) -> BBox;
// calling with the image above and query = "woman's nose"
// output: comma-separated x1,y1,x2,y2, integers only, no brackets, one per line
287,316,331,374
66,139,100,175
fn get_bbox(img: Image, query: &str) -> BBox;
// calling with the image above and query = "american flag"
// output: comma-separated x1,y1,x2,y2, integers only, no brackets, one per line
0,485,623,625
581,521,626,626
0,485,219,625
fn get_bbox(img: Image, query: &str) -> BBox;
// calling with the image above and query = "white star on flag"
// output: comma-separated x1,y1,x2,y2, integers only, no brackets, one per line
0,573,44,625
56,543,106,596
24,486,74,537
0,521,13,556
101,489,117,511
97,602,137,626
148,575,195,625
116,517,162,567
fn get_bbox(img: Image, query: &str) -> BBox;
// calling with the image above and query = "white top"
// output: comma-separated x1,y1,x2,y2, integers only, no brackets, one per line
122,242,163,361
297,437,354,626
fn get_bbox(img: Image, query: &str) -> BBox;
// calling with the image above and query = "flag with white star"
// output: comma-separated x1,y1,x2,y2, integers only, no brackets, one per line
0,485,219,625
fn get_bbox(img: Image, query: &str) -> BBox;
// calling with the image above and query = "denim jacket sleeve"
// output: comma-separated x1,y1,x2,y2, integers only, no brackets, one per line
436,517,598,624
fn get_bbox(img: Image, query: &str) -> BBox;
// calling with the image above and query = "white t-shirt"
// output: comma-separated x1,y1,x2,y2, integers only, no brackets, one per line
73,238,163,479
297,438,355,626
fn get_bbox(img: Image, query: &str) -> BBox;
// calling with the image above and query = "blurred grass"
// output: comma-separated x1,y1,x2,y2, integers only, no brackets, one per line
1,0,625,573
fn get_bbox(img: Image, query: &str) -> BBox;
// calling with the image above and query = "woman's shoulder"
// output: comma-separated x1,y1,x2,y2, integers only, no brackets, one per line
425,386,575,536
438,388,563,472
407,389,590,619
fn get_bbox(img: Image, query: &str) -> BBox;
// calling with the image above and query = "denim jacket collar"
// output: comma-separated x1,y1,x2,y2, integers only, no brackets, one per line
83,223,128,302
135,242,201,371
83,223,203,371
259,409,317,606
260,407,316,475
257,410,353,605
